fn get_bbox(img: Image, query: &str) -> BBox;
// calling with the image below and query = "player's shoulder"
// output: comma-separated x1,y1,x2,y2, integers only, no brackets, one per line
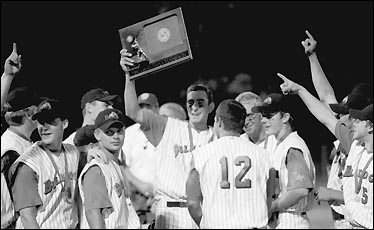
63,143,79,155
125,123,141,133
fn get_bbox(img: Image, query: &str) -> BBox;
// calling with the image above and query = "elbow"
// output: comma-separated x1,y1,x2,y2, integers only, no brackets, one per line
294,188,310,199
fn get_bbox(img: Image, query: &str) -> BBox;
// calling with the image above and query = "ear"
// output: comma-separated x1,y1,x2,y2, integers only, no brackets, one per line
85,103,92,114
62,119,69,130
368,121,373,134
281,113,291,124
94,128,101,142
216,116,224,128
208,102,215,114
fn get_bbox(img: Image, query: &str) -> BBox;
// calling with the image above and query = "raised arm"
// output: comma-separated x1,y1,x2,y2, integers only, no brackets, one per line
302,30,338,106
277,73,339,136
1,43,22,111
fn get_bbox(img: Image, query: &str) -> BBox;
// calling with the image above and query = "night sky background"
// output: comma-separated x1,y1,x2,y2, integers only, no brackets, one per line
2,1,373,165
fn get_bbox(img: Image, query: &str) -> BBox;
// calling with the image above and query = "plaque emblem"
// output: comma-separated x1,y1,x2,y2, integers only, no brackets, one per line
158,28,170,42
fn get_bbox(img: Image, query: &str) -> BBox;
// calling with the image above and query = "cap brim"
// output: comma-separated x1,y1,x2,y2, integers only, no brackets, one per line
97,95,118,102
32,110,59,122
98,120,125,131
251,105,279,114
349,109,364,120
329,103,348,115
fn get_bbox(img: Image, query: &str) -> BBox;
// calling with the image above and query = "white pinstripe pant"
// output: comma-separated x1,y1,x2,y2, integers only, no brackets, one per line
276,212,310,229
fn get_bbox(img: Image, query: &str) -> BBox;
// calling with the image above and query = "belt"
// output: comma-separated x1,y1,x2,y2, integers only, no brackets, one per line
281,211,307,216
166,201,188,208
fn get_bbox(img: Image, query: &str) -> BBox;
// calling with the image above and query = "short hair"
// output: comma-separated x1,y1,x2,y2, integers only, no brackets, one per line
216,99,246,133
186,84,213,104
4,105,38,126
235,92,262,108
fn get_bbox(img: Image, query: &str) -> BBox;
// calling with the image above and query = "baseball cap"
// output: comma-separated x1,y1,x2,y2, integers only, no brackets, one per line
6,86,43,112
251,93,291,114
80,88,118,109
349,104,373,123
95,108,130,131
73,125,97,146
138,93,158,107
329,93,371,115
32,98,68,123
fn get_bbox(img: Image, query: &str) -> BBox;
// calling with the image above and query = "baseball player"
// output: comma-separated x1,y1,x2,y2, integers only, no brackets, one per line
186,99,275,228
63,88,118,145
252,93,316,229
340,104,373,229
121,48,215,228
9,99,79,229
78,108,133,229
1,87,42,229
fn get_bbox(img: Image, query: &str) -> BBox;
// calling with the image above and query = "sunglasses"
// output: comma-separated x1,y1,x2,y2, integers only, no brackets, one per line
103,128,125,136
187,99,206,108
261,111,279,119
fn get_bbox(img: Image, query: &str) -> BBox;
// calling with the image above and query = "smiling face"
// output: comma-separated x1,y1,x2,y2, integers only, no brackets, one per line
350,119,372,141
37,118,68,150
260,112,284,136
241,103,263,137
186,90,212,126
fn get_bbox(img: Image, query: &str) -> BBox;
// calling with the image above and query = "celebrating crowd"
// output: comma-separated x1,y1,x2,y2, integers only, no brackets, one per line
1,29,372,229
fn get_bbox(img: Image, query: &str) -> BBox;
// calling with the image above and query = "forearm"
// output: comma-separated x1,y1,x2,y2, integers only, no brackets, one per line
19,207,40,229
1,73,15,110
124,73,140,121
269,188,309,213
327,189,344,203
296,86,338,135
187,201,202,227
308,54,337,105
86,209,106,229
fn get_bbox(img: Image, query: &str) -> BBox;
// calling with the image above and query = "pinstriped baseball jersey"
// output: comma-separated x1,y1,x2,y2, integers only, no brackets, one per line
342,141,373,229
11,142,79,229
1,129,33,228
326,140,347,216
79,158,129,229
240,134,277,160
154,117,215,229
273,132,316,228
193,136,271,228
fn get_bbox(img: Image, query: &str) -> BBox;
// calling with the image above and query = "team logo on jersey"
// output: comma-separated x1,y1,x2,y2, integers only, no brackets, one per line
174,144,196,157
44,176,63,195
343,165,354,177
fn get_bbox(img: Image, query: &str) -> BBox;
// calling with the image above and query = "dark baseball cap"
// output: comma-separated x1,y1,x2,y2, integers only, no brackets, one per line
349,104,373,123
32,99,68,123
80,88,118,109
73,125,97,146
252,93,291,114
138,93,158,107
329,93,371,115
6,86,43,112
95,108,130,131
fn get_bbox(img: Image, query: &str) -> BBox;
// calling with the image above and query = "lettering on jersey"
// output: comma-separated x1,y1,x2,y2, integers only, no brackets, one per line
343,165,353,177
174,144,196,158
369,174,373,183
357,169,369,179
44,176,63,195
114,181,124,198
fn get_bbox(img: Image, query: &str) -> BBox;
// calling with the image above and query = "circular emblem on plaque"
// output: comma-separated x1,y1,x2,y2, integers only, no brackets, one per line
158,28,170,42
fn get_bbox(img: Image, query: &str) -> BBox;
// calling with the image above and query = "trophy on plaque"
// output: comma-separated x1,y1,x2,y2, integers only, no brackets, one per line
119,7,193,80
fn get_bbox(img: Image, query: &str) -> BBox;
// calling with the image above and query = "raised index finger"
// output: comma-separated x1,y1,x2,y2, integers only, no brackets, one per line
305,30,314,40
276,73,289,82
12,43,17,54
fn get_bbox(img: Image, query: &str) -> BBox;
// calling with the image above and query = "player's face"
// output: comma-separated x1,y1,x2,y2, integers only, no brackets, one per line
186,90,211,125
261,112,283,136
350,119,371,141
98,125,125,153
90,100,113,121
339,114,354,130
242,103,263,137
37,118,67,149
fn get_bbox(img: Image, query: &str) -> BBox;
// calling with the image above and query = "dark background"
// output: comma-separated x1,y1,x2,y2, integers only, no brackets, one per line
2,1,373,164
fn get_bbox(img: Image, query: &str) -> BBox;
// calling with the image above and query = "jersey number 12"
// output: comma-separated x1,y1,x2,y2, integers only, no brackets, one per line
219,156,251,189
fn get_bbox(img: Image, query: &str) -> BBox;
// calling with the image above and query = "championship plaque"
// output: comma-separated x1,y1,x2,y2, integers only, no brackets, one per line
119,7,193,80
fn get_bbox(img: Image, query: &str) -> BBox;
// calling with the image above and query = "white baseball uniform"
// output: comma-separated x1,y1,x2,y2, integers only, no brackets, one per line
78,158,130,229
342,140,373,229
11,142,79,229
153,117,215,229
1,129,33,228
272,131,316,229
240,133,278,159
192,136,272,228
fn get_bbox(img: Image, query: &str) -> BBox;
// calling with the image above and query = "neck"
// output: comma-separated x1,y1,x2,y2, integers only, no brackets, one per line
362,134,373,153
218,131,240,139
275,124,293,143
189,121,208,132
100,145,120,162
42,142,63,156
9,125,33,142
